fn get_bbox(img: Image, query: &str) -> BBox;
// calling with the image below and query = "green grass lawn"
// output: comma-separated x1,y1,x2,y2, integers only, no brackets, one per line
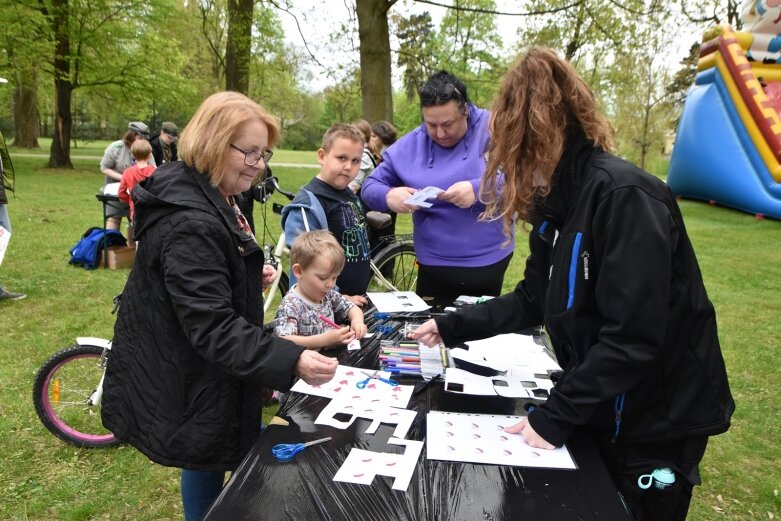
0,154,779,519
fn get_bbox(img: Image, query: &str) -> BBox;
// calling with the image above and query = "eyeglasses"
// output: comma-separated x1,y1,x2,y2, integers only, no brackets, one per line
230,143,273,166
419,83,463,105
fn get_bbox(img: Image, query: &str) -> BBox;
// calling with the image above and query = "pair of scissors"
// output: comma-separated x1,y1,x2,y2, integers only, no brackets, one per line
356,370,398,389
271,436,332,462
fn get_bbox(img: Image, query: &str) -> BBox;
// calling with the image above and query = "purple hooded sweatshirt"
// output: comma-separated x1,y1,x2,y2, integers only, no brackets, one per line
361,104,513,267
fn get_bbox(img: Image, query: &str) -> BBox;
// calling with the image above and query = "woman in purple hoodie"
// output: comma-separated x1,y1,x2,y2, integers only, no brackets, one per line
361,71,513,304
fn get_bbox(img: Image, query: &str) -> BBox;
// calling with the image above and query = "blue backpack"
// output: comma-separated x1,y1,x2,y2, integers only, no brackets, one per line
69,227,127,269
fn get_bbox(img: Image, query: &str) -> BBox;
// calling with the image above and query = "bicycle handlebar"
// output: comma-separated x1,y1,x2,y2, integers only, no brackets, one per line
270,176,295,201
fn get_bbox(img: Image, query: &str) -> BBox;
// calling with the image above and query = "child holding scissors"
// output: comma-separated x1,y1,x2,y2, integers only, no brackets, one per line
274,230,367,349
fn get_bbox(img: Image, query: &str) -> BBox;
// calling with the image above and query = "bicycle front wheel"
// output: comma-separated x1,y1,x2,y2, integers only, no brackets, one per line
368,240,417,292
32,344,119,448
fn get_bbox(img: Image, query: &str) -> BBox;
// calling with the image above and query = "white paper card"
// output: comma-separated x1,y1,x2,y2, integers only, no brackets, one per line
426,411,576,469
290,364,415,408
0,225,9,268
103,182,120,196
367,291,430,313
333,438,424,491
443,367,553,398
315,399,417,439
403,186,444,208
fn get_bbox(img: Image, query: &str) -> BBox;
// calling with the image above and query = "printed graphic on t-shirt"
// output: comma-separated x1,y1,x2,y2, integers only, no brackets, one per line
339,201,370,263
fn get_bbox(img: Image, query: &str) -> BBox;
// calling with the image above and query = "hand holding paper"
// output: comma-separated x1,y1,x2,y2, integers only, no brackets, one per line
403,186,445,208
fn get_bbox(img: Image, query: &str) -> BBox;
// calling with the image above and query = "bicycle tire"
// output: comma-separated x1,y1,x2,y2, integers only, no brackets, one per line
368,240,418,292
32,344,119,448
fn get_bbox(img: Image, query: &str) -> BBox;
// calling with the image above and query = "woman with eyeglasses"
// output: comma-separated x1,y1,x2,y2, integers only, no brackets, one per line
411,48,734,521
361,71,514,305
101,91,338,521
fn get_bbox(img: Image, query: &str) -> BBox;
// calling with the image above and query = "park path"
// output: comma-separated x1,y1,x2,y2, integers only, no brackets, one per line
12,152,319,169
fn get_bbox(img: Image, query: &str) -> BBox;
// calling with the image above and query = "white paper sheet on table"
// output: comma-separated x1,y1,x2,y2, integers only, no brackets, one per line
102,182,120,196
290,364,415,407
426,411,576,469
403,186,444,208
367,291,430,313
315,398,417,439
333,438,424,491
461,334,562,372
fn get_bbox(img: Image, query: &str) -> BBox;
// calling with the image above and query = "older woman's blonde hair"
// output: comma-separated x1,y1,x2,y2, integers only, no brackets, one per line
179,91,280,188
481,47,615,237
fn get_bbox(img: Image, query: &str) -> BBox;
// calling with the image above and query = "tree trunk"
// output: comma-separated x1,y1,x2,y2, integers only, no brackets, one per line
48,0,73,168
356,0,394,123
13,69,40,148
225,0,253,94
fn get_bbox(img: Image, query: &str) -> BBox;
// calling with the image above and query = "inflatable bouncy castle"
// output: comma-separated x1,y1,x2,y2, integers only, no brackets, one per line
667,1,781,219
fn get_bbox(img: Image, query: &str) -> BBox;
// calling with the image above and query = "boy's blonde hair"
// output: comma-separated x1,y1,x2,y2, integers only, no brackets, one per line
179,91,280,189
291,230,345,273
130,139,153,161
321,123,364,153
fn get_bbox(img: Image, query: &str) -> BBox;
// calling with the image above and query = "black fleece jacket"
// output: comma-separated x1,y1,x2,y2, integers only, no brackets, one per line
436,134,734,447
102,161,304,471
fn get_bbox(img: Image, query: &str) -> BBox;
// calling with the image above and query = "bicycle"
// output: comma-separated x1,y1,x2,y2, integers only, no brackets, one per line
32,297,121,448
256,175,418,315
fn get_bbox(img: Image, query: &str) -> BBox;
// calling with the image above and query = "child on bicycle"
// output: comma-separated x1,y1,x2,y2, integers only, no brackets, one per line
281,123,371,307
274,230,367,349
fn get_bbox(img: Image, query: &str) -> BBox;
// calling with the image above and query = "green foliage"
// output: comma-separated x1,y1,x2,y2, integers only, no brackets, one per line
393,11,438,102
434,0,506,108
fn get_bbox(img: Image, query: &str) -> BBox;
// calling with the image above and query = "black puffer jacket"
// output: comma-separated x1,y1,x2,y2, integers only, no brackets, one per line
102,161,304,471
437,134,734,447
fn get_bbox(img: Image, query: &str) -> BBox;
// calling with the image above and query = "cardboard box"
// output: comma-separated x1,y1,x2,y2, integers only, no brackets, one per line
100,245,135,269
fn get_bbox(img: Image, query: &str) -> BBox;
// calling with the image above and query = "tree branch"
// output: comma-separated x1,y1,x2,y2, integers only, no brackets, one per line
267,0,330,73
413,0,582,17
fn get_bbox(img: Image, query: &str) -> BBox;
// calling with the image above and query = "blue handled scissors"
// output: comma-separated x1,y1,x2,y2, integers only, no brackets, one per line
356,370,398,389
271,436,332,462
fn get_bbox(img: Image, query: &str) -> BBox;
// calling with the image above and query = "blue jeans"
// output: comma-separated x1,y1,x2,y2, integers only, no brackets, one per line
181,469,225,521
0,204,11,233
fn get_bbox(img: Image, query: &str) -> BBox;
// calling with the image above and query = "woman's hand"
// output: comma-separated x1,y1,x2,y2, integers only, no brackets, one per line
503,418,556,449
386,186,419,214
261,264,277,290
439,181,475,208
408,319,443,347
295,350,338,385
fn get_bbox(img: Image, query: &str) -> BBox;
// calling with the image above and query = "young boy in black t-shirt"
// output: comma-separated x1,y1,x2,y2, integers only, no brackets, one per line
281,124,371,306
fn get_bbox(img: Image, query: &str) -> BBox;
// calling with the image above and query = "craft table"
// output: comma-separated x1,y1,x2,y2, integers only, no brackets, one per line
204,316,632,521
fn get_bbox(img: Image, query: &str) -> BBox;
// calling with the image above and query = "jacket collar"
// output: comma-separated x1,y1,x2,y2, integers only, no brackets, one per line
538,129,600,226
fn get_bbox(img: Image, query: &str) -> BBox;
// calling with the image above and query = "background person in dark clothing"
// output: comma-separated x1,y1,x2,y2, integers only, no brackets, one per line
149,121,178,165
411,48,734,521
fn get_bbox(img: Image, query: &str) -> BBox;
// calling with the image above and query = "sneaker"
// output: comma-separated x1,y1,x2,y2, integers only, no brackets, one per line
0,287,27,301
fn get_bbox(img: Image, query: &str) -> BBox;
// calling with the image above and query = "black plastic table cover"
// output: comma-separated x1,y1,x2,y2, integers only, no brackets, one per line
204,315,632,521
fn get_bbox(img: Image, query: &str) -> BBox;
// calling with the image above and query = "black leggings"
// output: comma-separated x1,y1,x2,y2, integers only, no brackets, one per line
415,253,513,307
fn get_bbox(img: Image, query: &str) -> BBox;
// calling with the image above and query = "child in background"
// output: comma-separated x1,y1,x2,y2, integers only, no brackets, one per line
274,230,367,349
119,139,156,221
348,119,378,193
281,124,371,306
